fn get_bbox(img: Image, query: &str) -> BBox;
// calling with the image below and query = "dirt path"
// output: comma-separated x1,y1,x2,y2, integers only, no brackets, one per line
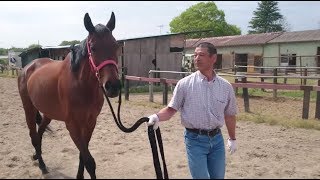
0,77,320,179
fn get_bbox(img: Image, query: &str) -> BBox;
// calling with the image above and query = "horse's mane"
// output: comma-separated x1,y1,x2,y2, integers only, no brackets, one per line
70,39,88,72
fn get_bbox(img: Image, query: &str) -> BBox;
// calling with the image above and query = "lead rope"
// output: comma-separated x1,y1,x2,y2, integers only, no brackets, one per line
101,86,168,179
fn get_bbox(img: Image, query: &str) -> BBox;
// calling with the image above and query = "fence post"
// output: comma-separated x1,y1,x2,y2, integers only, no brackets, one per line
156,68,160,86
242,77,250,112
234,65,238,95
273,68,278,99
122,67,127,89
301,85,312,119
284,68,288,84
315,80,320,119
124,76,129,101
160,78,168,105
260,67,265,91
303,68,307,85
149,72,154,102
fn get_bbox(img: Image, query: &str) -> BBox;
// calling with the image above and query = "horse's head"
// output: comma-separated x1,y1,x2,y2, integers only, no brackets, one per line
84,12,121,98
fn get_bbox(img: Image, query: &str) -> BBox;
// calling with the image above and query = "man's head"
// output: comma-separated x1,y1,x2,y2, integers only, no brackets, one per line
193,42,217,72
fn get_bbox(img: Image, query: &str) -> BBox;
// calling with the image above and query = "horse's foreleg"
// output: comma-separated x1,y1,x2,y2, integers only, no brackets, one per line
77,152,85,179
84,153,96,179
67,122,96,179
75,150,96,179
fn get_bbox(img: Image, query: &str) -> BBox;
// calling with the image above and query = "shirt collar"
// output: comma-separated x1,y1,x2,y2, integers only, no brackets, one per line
196,70,217,82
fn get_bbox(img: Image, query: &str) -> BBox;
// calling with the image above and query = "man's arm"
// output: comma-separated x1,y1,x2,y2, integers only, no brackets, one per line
156,106,177,122
225,115,236,140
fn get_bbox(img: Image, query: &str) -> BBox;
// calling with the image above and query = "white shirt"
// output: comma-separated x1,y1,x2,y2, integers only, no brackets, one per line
168,70,238,130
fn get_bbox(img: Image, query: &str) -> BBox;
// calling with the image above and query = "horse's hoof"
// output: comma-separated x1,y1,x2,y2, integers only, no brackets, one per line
40,166,49,174
76,175,84,179
32,154,38,160
41,168,49,174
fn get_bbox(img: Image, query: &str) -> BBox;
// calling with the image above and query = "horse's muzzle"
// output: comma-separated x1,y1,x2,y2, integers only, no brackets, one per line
104,79,121,98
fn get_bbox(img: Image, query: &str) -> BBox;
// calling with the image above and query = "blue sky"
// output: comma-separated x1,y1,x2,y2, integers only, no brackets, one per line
0,1,319,49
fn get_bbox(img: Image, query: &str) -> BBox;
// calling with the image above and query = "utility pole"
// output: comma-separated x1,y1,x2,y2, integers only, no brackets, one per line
157,24,164,34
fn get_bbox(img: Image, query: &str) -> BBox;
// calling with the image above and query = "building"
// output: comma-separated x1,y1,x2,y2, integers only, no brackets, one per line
264,30,320,69
118,33,186,85
185,29,320,73
19,45,71,68
18,33,186,86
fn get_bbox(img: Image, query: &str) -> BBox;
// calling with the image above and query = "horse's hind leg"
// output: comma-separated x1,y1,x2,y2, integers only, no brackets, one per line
18,76,48,174
35,115,52,161
36,111,53,132
23,106,49,174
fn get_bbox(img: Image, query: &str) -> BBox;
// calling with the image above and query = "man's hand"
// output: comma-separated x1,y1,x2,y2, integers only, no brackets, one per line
227,138,237,154
147,114,160,130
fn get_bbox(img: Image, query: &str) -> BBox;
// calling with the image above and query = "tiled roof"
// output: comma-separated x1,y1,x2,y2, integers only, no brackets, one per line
186,29,320,48
268,29,320,43
186,32,282,48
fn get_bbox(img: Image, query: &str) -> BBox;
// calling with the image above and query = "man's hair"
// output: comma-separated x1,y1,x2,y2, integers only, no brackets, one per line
196,42,217,55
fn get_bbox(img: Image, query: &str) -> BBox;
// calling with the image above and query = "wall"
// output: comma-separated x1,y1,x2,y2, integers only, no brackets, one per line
123,35,184,86
20,49,41,68
185,45,263,71
264,41,320,67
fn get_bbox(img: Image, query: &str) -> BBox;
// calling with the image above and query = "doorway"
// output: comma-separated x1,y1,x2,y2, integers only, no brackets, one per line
235,53,248,72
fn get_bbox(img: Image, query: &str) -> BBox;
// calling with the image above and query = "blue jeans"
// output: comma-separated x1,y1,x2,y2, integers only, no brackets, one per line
184,129,225,179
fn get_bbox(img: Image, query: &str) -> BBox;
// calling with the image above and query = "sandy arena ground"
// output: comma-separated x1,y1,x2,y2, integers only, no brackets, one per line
0,77,320,179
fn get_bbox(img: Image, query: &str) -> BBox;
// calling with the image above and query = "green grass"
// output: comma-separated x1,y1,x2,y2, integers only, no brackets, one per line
128,84,173,94
236,88,318,101
238,112,320,130
0,71,18,78
124,99,320,131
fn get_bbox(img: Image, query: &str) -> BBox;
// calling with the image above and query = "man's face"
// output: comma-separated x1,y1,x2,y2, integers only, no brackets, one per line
193,47,216,72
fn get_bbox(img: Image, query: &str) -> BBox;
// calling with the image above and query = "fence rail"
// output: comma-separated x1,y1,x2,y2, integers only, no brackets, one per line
123,73,320,120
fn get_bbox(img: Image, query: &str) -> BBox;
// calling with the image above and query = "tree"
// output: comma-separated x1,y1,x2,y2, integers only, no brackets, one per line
169,2,241,38
8,47,25,52
27,44,42,50
0,48,7,55
248,1,287,34
59,40,80,46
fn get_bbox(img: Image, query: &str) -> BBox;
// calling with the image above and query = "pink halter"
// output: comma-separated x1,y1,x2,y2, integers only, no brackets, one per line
86,40,118,80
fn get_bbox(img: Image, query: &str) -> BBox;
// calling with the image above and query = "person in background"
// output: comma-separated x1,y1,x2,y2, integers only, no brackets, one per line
147,42,238,179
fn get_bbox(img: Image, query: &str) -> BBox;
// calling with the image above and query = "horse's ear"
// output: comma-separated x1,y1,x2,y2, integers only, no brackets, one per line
106,12,115,32
84,13,95,33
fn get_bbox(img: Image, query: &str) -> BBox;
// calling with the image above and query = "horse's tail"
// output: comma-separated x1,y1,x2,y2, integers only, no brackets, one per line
35,111,53,132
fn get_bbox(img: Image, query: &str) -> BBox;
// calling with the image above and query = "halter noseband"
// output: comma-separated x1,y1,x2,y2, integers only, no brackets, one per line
86,40,118,81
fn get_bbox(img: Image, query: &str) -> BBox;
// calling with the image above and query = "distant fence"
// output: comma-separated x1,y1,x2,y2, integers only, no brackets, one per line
0,65,20,76
123,68,320,120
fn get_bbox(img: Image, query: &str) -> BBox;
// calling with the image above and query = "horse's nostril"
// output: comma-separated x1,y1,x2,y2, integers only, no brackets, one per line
104,80,121,92
115,80,122,89
104,81,112,91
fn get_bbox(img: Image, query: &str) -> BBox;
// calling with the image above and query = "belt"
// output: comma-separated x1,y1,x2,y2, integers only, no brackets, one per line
186,128,221,137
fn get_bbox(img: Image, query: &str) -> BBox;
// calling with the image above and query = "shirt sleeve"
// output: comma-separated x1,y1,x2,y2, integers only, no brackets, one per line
168,80,185,111
224,84,238,116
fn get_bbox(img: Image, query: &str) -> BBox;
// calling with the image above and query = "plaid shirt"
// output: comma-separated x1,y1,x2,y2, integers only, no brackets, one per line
168,70,238,130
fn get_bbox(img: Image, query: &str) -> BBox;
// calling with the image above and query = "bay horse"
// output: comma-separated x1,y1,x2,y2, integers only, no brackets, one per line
17,12,121,179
